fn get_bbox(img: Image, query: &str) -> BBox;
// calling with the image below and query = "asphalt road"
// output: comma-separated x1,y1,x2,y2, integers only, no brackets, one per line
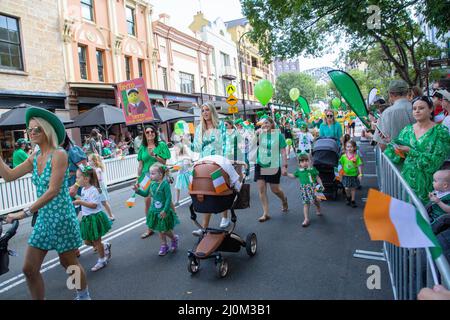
0,137,393,300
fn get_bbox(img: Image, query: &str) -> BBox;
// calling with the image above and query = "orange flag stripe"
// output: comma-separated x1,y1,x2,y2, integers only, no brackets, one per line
363,189,400,246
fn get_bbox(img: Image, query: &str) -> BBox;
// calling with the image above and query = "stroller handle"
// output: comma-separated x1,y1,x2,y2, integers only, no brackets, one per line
0,219,19,244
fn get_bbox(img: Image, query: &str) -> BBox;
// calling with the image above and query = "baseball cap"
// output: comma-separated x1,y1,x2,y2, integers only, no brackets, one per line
435,89,450,101
388,80,408,93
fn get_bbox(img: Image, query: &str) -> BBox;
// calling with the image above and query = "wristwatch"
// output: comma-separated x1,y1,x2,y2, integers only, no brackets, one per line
24,207,32,217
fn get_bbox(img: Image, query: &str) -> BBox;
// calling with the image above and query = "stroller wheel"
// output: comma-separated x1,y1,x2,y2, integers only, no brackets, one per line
215,258,229,278
188,257,200,274
245,233,257,257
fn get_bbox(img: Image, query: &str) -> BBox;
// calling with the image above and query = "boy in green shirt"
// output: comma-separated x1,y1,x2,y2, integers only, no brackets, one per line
12,138,29,168
288,152,324,227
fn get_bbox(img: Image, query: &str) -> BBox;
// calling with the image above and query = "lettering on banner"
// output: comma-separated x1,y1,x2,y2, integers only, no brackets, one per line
366,265,381,290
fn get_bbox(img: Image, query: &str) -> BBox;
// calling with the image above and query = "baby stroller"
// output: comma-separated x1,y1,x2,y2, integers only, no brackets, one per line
312,137,343,200
188,158,257,278
0,218,19,276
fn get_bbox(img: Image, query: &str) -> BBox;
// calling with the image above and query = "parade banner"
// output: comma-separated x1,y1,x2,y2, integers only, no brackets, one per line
297,96,311,116
115,77,154,125
327,70,371,129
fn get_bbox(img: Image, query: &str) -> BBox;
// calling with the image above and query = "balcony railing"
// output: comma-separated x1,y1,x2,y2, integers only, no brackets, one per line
221,65,237,80
251,67,264,79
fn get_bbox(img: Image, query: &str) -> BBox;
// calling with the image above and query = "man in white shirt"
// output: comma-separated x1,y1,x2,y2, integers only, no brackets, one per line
439,89,450,132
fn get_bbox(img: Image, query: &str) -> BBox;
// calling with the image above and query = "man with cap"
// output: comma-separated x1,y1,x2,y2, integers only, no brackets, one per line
439,89,450,132
373,79,415,151
12,138,30,168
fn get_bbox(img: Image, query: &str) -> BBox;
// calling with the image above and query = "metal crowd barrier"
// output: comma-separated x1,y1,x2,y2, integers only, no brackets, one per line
376,147,450,299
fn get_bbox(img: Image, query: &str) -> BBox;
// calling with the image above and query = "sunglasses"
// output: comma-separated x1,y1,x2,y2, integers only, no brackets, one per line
412,96,433,108
326,114,334,118
27,126,42,135
145,130,155,134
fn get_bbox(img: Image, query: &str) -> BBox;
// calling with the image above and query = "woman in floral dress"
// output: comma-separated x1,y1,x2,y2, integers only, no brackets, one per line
1,107,90,300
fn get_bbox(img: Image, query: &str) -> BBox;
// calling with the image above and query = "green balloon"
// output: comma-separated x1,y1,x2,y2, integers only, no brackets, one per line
332,97,341,109
289,88,300,101
286,138,293,146
254,79,274,106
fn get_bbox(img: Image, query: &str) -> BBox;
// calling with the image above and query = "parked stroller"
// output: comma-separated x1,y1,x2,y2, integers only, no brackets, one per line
188,158,257,278
0,218,19,276
312,137,343,200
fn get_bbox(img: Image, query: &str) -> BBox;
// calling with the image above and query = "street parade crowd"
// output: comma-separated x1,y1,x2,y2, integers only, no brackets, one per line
0,79,450,300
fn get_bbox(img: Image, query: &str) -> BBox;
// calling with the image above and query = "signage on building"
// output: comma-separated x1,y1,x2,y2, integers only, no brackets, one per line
115,77,155,125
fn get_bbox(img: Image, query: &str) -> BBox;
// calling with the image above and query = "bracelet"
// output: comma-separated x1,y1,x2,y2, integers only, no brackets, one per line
74,182,80,188
23,207,32,217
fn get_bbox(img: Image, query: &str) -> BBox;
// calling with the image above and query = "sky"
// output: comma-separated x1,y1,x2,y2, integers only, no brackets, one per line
150,0,339,70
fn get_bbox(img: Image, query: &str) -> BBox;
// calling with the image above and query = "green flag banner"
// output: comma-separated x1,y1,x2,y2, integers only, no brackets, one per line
328,70,371,129
297,96,311,116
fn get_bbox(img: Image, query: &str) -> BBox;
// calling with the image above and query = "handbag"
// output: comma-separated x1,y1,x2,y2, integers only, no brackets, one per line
234,183,250,209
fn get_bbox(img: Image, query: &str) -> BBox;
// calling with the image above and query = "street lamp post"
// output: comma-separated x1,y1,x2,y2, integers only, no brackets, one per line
200,85,204,105
237,31,251,119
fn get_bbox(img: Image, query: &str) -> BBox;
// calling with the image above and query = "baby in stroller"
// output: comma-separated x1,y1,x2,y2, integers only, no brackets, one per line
187,155,257,278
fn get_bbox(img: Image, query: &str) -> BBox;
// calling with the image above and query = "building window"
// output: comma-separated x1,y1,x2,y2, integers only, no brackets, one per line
220,52,230,67
180,72,194,94
161,67,168,90
78,45,88,80
251,56,258,68
96,50,104,82
81,0,94,21
0,14,23,70
241,80,246,94
125,56,131,80
126,6,135,36
138,59,144,79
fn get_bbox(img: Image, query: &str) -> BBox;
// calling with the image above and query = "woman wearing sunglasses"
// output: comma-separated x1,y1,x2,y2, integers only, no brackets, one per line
136,124,171,239
319,109,343,148
384,96,450,203
1,107,90,300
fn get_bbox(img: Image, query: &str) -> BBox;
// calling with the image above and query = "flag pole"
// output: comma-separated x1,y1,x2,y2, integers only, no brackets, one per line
425,248,440,285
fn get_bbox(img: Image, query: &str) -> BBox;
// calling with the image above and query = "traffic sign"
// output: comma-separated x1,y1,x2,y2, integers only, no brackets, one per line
226,94,238,106
226,84,236,96
228,106,238,114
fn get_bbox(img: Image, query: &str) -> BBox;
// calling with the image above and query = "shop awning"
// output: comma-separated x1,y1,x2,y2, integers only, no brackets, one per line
0,104,73,129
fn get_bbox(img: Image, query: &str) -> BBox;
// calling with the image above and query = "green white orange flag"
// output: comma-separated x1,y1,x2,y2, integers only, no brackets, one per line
139,174,151,191
211,168,228,194
125,193,136,208
364,189,442,258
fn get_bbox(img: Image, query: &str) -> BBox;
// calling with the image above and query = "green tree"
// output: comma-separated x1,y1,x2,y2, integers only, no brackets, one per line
241,0,448,87
274,72,317,105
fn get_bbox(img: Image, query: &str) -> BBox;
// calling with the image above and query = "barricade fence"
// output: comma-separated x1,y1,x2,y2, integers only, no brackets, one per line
376,147,450,299
0,154,139,215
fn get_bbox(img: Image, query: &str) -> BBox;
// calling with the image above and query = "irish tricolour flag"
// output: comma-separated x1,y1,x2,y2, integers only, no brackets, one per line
364,189,441,258
211,168,228,194
139,174,151,191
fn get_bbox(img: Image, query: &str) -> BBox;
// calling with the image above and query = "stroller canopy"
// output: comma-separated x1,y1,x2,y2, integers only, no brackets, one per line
312,137,340,168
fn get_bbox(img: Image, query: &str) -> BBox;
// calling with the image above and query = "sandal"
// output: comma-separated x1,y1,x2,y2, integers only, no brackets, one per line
302,220,310,227
258,216,271,222
281,197,289,212
140,230,154,239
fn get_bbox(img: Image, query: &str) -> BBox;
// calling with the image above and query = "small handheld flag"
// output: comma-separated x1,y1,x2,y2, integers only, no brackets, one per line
139,174,151,191
211,168,229,194
126,193,136,208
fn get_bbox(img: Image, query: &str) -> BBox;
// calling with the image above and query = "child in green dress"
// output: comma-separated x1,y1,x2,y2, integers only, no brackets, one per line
287,152,324,227
73,167,112,272
134,163,180,256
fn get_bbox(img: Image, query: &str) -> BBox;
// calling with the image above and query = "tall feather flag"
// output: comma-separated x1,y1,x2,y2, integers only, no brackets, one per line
363,189,442,259
328,70,371,129
297,96,311,117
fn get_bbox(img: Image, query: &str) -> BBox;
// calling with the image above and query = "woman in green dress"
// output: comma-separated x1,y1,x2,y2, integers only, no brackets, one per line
2,107,90,300
136,124,171,239
384,96,450,203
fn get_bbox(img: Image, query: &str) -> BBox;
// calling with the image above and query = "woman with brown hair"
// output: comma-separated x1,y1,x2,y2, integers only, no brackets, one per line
254,117,289,222
136,124,171,239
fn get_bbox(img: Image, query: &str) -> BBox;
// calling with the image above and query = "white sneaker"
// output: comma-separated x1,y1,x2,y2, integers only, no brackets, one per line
220,217,231,229
91,259,107,272
192,229,203,237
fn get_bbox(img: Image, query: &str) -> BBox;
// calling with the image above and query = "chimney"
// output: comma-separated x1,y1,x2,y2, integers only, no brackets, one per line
159,13,171,26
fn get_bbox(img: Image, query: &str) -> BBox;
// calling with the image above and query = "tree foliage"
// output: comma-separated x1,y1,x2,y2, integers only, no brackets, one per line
241,0,449,86
274,72,325,105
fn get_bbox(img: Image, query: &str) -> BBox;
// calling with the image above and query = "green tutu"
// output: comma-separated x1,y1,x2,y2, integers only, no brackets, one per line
80,211,112,241
146,209,179,232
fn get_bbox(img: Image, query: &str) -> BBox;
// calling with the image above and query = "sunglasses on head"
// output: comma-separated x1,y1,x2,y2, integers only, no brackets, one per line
27,126,42,135
412,96,433,108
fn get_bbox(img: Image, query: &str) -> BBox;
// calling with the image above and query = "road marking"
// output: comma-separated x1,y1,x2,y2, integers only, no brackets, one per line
0,196,192,293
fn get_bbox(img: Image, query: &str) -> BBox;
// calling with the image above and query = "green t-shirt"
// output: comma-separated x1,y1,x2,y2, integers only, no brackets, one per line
12,149,29,168
293,167,319,186
256,131,287,168
137,141,170,176
339,154,363,177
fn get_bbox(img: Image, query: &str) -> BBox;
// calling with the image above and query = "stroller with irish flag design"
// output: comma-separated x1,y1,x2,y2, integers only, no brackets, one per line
187,155,256,278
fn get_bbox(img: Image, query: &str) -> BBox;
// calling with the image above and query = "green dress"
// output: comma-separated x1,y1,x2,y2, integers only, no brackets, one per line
384,124,450,203
192,122,226,157
136,180,179,232
137,141,171,181
28,149,82,253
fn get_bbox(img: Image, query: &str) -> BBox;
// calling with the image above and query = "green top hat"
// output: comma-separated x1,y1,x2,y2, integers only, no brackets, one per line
26,107,66,145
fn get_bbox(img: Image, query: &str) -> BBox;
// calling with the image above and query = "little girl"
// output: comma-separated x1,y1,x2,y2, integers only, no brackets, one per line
295,123,314,161
174,143,192,206
134,163,180,256
288,152,324,227
73,167,112,271
339,140,363,208
89,154,115,221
